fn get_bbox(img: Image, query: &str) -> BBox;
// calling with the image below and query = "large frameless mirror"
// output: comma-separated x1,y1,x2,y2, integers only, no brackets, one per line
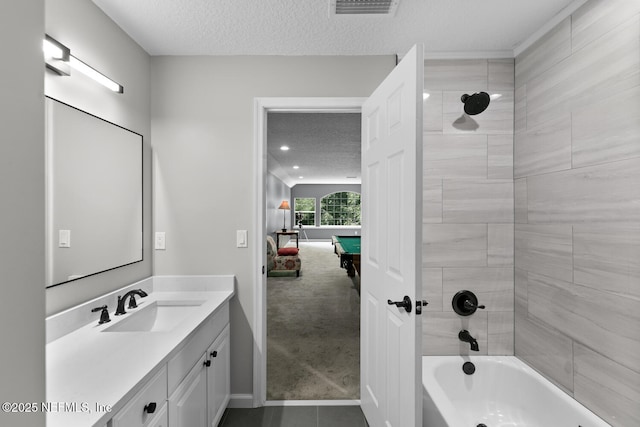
45,97,143,288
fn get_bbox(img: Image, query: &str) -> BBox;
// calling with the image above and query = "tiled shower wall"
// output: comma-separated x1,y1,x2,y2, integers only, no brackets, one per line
514,1,640,426
421,59,515,356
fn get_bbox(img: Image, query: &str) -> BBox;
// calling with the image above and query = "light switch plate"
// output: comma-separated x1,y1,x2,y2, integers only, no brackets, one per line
59,229,71,248
237,230,248,248
155,232,166,250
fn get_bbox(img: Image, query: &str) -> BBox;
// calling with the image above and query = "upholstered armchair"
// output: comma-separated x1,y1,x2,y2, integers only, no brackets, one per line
266,235,301,277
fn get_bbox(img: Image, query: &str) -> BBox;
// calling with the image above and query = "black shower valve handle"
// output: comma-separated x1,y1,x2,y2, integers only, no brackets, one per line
464,300,485,310
452,290,485,316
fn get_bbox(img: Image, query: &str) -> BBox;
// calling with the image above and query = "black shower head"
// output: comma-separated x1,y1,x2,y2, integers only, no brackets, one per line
461,92,490,115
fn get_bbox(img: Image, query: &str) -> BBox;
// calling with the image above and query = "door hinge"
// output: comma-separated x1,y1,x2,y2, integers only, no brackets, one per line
262,265,265,275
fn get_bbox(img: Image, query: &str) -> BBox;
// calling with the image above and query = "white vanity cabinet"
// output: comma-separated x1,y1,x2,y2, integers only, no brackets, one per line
107,303,230,427
167,324,229,427
167,305,230,427
46,276,235,427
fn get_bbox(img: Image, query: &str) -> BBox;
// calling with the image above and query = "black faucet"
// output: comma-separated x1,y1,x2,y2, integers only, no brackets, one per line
115,289,148,315
458,329,479,351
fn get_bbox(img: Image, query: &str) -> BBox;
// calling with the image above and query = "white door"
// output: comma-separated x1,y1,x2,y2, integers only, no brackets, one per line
360,45,423,427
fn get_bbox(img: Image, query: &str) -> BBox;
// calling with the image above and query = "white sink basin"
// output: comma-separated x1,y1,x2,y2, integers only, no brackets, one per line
103,300,206,332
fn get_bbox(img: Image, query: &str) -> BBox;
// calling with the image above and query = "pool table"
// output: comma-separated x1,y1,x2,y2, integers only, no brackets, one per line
332,235,361,277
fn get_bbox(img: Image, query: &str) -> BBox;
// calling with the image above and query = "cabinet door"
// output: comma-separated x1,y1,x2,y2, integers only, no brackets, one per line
207,325,230,427
147,403,168,427
169,354,207,427
109,366,167,427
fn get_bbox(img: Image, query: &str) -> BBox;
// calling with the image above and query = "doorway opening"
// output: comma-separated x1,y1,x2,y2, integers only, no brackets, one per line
266,111,362,401
253,98,365,406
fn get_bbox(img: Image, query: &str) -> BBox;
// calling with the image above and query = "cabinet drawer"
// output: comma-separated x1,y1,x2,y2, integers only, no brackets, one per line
168,303,229,395
109,366,167,427
146,402,168,427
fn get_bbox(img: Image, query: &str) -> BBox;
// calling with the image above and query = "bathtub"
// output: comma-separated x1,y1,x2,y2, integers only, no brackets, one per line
422,356,611,427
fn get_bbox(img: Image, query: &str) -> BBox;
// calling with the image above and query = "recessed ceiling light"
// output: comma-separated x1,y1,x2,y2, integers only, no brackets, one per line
423,93,430,100
293,165,299,169
299,176,304,179
280,145,290,151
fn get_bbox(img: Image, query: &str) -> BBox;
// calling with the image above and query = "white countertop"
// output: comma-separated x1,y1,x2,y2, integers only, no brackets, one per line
45,276,234,427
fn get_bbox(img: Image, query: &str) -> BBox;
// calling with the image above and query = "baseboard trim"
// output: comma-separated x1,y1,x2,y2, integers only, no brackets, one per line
228,394,254,408
265,400,360,406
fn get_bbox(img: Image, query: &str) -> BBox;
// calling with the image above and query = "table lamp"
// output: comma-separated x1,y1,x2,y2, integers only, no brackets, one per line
278,200,290,232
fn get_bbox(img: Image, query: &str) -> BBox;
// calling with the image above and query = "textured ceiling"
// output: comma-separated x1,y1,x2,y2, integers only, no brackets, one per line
267,113,361,186
92,0,580,56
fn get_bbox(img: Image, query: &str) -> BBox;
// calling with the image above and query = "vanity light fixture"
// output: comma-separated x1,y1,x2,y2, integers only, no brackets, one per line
69,55,124,93
43,34,123,93
43,35,70,76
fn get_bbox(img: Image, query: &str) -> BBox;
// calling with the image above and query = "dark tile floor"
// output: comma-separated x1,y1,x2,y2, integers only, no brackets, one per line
218,405,368,427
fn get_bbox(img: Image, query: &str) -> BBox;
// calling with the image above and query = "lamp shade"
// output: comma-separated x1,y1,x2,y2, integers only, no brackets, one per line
278,200,291,210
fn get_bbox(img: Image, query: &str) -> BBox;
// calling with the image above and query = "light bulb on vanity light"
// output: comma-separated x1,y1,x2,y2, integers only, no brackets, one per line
69,56,123,93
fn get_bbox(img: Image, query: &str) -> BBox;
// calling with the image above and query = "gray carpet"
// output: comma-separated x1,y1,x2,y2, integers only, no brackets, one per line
267,241,360,401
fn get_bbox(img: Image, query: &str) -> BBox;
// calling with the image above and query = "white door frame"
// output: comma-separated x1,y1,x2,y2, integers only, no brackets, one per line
252,97,366,407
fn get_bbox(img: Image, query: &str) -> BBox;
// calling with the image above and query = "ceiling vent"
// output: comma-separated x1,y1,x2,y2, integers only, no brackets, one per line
331,0,400,16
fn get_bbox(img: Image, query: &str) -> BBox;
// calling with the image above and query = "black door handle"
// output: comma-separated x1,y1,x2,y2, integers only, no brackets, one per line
387,296,412,313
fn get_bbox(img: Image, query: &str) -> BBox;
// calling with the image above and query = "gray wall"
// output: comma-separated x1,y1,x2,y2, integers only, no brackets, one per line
290,183,362,240
45,0,152,315
0,1,46,425
266,173,291,236
150,55,395,396
513,1,640,426
421,59,515,356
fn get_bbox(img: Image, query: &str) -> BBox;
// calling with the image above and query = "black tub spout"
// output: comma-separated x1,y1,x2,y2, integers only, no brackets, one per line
459,329,479,351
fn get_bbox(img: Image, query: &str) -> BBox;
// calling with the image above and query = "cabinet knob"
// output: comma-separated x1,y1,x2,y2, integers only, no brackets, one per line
210,351,218,358
144,402,156,414
204,360,211,367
